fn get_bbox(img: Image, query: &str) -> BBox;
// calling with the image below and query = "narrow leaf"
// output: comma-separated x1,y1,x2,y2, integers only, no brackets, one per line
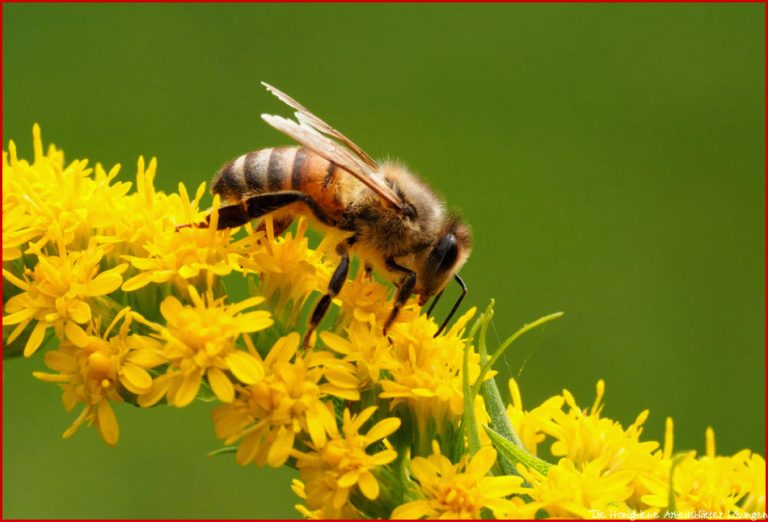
484,424,551,476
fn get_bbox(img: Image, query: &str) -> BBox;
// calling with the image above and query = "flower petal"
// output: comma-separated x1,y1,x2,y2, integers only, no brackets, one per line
172,371,202,407
235,311,273,333
392,500,432,520
225,351,264,384
267,426,294,467
207,367,234,403
24,321,48,357
64,321,89,347
366,417,401,443
120,363,153,394
96,400,119,447
358,471,380,500
85,270,124,296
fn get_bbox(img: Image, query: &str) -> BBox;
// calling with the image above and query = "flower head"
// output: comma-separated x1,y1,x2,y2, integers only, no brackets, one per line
334,269,418,330
120,177,241,292
3,242,127,356
211,333,342,468
294,407,401,516
239,217,334,325
138,285,270,407
518,453,636,519
2,125,132,257
393,442,525,519
642,427,766,516
320,321,399,389
379,309,480,445
32,308,164,445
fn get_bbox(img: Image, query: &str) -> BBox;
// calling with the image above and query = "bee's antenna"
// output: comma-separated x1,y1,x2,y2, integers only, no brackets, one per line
434,274,467,337
426,290,444,317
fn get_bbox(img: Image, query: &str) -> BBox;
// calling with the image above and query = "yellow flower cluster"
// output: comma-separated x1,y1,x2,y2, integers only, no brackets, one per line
3,127,764,519
508,379,766,519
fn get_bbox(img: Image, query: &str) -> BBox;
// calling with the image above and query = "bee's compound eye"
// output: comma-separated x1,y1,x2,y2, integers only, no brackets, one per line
402,204,417,220
431,233,459,273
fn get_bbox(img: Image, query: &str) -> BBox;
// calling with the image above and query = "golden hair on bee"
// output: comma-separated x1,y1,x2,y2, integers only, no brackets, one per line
203,83,472,345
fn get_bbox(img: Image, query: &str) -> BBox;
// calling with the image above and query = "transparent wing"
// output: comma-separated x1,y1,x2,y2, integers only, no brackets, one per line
261,114,403,208
262,82,378,170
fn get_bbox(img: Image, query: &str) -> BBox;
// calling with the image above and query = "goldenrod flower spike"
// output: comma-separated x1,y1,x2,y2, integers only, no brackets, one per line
3,126,764,519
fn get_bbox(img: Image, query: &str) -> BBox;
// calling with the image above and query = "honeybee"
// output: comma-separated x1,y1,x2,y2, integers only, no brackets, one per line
206,83,471,343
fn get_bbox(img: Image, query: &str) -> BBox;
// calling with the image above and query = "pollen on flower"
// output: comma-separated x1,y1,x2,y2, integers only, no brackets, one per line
333,268,419,329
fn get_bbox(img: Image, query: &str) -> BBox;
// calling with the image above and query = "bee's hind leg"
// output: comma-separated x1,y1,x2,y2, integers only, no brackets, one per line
383,257,416,335
303,237,355,348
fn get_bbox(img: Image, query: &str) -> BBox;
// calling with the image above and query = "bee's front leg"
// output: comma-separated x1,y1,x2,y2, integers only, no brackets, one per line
303,238,355,348
383,257,416,334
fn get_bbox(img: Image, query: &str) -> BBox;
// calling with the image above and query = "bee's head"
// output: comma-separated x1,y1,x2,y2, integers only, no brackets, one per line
415,216,472,305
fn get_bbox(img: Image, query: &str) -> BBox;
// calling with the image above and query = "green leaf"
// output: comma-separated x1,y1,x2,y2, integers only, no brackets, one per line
484,424,551,476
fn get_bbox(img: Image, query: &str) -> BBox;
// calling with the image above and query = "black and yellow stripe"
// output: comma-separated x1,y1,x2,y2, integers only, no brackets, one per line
211,146,348,216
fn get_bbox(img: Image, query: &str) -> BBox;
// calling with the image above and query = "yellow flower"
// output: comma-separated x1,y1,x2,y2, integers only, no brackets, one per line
211,333,340,468
380,308,479,442
507,377,565,456
642,427,766,517
3,243,127,357
138,286,270,407
333,269,418,329
508,379,666,509
392,442,525,519
121,184,241,292
320,321,399,389
239,217,333,324
2,195,39,262
291,479,362,519
294,407,400,515
32,308,164,446
518,453,636,519
2,125,132,256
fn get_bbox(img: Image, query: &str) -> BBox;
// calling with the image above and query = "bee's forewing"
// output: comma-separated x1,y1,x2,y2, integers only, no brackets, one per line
262,82,379,171
261,113,403,209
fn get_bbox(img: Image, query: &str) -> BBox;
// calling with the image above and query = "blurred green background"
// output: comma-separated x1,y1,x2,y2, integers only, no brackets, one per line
3,3,764,518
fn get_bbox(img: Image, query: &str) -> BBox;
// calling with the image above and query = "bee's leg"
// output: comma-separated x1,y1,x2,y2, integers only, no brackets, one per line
212,203,256,229
177,201,258,231
182,191,333,232
303,238,354,348
383,257,416,334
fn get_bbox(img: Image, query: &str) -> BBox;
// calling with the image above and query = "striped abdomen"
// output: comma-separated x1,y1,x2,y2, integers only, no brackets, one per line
212,146,349,216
